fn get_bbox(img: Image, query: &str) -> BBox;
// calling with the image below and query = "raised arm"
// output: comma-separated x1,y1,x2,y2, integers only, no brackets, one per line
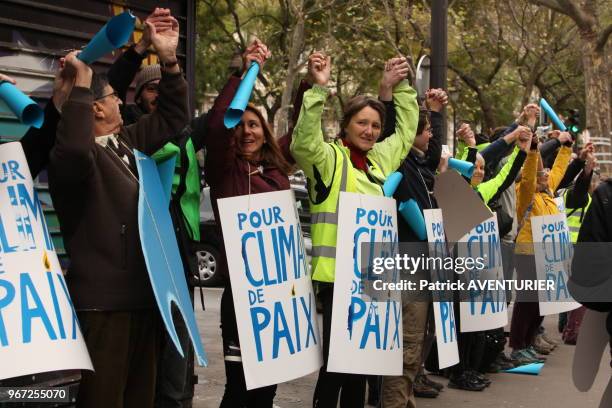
19,61,75,177
278,78,312,164
548,134,573,192
107,8,172,102
477,146,527,205
123,15,189,154
516,141,539,222
48,51,95,184
370,57,418,176
202,74,241,185
424,88,448,171
290,52,335,188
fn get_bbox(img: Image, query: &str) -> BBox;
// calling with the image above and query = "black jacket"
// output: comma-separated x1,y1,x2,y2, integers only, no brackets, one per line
394,111,443,242
570,180,612,337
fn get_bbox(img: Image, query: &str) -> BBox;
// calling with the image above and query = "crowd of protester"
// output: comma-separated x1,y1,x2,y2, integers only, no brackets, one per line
0,6,609,408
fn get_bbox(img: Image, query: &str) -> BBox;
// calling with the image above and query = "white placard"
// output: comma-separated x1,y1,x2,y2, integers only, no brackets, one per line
327,192,402,375
531,213,581,316
0,142,92,380
423,209,459,369
217,190,322,389
458,216,508,332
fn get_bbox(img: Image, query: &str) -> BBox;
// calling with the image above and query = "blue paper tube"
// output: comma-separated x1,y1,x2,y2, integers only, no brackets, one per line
448,158,475,178
383,172,403,197
224,62,260,129
0,82,43,128
399,199,427,240
539,98,567,131
78,11,136,64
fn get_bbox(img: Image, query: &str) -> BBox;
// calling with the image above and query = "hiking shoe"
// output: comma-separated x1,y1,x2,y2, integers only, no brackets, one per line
526,346,547,362
510,349,539,365
413,379,439,398
448,372,486,391
417,374,444,392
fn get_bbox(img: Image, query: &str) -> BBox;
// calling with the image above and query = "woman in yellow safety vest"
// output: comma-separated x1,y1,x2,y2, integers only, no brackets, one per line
290,52,419,407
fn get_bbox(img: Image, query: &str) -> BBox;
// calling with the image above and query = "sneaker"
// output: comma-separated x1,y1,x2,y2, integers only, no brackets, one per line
413,378,439,398
486,363,502,373
418,374,444,392
510,349,539,366
448,372,486,391
525,346,547,362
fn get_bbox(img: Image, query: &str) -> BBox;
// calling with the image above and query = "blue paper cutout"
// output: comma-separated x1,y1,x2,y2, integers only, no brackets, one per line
383,172,403,197
540,98,567,132
504,362,544,375
0,82,43,128
79,11,136,64
448,158,475,178
134,150,207,366
224,62,260,129
399,199,427,240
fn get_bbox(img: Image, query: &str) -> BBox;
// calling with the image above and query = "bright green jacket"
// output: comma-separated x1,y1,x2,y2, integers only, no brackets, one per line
152,139,201,241
475,146,523,205
290,81,419,282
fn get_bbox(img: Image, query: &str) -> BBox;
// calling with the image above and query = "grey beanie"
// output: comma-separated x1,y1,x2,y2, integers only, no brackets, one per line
134,64,162,100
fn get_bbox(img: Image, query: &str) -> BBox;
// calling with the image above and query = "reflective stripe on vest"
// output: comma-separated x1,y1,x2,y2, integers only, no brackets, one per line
564,191,592,243
309,143,352,282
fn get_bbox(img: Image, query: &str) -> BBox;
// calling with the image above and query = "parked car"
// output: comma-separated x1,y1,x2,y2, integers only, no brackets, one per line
194,172,312,287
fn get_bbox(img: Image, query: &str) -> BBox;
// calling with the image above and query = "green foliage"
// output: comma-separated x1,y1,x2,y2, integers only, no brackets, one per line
195,0,590,132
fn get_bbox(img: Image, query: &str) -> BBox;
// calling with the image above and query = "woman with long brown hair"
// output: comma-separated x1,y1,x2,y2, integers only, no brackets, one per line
204,40,291,407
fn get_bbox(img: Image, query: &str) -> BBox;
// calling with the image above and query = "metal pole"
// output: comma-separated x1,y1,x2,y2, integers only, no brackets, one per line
430,0,448,136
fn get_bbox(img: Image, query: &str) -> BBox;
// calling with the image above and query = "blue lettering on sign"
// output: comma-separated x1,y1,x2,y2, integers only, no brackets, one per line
20,273,57,344
348,293,400,350
545,270,569,301
0,274,16,346
0,271,78,347
0,183,54,252
439,301,456,343
542,223,572,262
241,224,303,288
237,206,285,230
249,293,317,362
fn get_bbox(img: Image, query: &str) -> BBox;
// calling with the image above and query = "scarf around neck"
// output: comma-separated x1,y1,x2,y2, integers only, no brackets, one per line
342,139,369,172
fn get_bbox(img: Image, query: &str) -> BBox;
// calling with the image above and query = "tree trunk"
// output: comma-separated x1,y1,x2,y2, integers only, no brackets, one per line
275,0,305,137
581,30,611,175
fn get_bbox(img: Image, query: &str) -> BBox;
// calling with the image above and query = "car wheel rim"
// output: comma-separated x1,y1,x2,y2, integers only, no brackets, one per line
196,250,217,281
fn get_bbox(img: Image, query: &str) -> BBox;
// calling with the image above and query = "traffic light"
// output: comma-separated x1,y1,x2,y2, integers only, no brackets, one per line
566,109,580,136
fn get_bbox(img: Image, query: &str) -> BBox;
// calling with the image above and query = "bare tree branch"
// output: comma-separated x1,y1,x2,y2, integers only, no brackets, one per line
596,23,612,52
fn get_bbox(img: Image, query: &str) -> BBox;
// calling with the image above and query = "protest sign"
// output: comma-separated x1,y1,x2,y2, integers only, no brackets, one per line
218,190,322,389
135,151,207,367
424,209,459,369
0,143,92,380
327,192,402,375
531,214,580,315
458,215,508,332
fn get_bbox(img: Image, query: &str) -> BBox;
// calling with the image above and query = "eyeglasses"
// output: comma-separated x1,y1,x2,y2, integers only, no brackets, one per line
95,91,119,101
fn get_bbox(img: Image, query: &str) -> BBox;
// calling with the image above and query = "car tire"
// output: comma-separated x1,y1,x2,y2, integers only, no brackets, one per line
193,243,224,287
